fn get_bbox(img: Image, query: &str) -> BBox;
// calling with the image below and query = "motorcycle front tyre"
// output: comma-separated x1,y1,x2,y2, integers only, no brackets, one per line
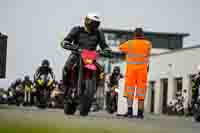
79,80,95,116
37,90,48,109
106,95,116,114
194,113,200,122
64,100,77,115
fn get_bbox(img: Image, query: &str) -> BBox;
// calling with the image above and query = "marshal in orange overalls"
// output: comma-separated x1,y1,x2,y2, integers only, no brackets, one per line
119,39,152,101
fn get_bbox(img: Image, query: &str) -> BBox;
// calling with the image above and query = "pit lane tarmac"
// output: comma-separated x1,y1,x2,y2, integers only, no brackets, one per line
0,105,199,133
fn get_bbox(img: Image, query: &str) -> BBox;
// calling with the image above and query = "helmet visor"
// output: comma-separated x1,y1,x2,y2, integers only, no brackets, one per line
85,17,100,31
90,21,100,29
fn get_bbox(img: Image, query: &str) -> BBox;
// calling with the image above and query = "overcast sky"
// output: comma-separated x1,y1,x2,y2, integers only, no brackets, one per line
0,0,199,80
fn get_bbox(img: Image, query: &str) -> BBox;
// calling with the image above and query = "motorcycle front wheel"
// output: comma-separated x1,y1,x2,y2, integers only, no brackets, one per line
79,80,96,116
64,99,77,115
106,97,117,114
37,89,48,109
193,104,200,122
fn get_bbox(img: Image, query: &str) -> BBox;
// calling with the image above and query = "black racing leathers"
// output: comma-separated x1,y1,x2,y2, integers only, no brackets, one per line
61,26,109,86
34,66,55,81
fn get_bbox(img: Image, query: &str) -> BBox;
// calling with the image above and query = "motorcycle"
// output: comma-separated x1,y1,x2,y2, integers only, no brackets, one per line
34,75,54,108
106,85,119,114
175,100,184,115
62,43,112,116
167,97,184,116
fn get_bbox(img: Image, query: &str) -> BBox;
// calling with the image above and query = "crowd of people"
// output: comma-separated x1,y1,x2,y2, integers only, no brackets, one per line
0,60,65,108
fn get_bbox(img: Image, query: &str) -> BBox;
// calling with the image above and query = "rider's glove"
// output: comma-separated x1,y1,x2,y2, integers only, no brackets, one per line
61,40,71,48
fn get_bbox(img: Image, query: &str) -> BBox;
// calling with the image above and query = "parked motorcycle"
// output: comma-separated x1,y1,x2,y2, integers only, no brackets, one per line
167,97,184,116
34,75,54,108
192,82,200,122
62,43,112,116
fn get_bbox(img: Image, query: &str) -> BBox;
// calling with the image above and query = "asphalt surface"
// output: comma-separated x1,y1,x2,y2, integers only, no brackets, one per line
0,105,200,133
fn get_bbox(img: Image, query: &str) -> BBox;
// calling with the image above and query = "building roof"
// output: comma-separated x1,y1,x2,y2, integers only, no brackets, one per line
101,28,190,37
151,45,200,56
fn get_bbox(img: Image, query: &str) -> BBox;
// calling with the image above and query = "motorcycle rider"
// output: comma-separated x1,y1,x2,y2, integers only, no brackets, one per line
34,60,55,107
34,59,55,82
22,75,33,105
61,13,111,89
108,66,123,87
9,78,22,91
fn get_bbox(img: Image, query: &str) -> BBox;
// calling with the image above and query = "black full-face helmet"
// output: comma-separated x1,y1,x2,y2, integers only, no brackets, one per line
41,59,50,67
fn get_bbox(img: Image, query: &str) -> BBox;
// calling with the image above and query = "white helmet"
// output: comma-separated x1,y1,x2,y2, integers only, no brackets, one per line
86,13,101,22
85,13,101,31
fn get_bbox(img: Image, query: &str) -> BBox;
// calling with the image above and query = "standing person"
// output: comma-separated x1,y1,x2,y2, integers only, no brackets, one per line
34,59,55,82
119,28,152,119
22,75,33,106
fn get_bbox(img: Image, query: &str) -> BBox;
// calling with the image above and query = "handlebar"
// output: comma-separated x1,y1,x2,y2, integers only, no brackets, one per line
61,41,113,58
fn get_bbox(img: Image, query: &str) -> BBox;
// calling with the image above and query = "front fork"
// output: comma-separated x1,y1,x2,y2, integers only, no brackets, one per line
77,57,82,97
77,59,97,98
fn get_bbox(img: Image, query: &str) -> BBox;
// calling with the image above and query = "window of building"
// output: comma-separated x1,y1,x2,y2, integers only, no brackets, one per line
168,36,182,49
161,78,168,114
174,77,183,93
151,37,169,49
149,81,155,113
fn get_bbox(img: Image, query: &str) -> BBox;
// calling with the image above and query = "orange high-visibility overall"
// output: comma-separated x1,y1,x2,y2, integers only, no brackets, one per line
119,39,152,100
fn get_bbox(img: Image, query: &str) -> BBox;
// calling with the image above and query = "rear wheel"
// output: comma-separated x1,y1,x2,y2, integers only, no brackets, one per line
107,101,116,114
193,103,200,122
194,111,200,122
79,95,91,116
106,93,117,114
177,109,184,116
64,99,77,115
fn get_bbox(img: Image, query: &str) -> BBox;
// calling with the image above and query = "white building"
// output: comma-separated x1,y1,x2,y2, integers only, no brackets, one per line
146,45,200,114
113,46,200,115
100,29,192,114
